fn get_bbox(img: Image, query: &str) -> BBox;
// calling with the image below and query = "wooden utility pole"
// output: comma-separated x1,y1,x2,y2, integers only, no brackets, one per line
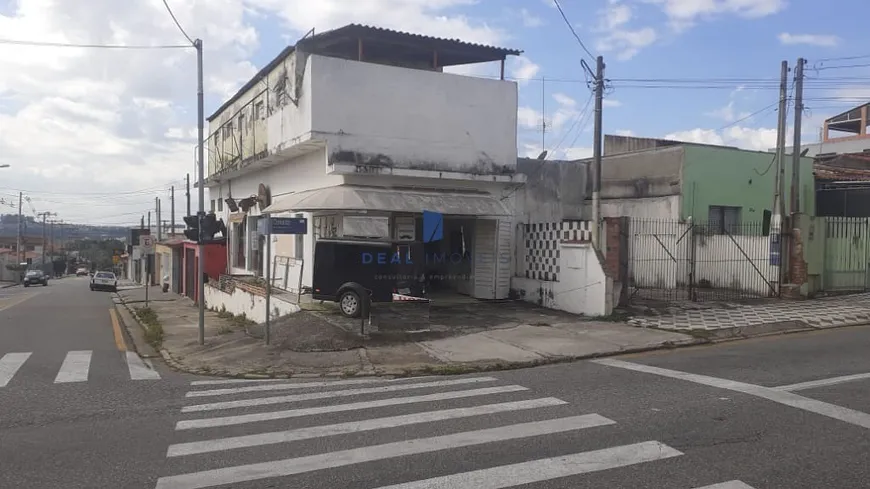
38,212,56,269
171,186,176,237
16,192,22,265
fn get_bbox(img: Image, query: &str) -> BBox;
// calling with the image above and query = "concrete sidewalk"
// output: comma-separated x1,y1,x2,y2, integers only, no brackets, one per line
113,286,697,379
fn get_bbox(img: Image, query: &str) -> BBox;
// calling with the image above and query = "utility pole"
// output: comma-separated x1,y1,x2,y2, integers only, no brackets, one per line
772,60,789,291
591,56,605,248
791,57,806,215
541,76,547,150
38,212,56,270
773,61,789,223
186,173,191,217
156,197,162,241
196,38,206,346
171,186,176,237
16,192,23,266
147,211,151,232
141,215,145,230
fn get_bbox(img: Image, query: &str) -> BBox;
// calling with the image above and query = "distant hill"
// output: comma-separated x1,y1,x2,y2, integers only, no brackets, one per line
0,214,128,241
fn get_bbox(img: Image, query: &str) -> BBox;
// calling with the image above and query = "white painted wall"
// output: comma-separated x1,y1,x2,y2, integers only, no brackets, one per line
511,244,611,316
210,147,342,287
268,54,518,176
204,283,300,324
599,195,681,220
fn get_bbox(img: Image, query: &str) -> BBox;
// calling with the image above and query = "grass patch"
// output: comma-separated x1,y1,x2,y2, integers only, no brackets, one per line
217,324,234,335
134,306,164,348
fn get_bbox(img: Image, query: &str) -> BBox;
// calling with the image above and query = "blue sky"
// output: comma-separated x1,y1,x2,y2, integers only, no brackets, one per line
231,0,870,158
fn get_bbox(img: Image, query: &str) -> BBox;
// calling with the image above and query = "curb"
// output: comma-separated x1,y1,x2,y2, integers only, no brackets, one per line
112,296,160,359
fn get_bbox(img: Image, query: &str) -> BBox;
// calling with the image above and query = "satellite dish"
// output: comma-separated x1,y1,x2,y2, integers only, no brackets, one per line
257,183,271,210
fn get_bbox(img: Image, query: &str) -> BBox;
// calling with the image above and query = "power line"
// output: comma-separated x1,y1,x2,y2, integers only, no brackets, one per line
552,0,596,62
714,101,780,132
0,38,190,49
162,0,195,46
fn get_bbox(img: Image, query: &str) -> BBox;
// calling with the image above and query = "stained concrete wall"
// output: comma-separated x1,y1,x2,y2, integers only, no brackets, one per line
515,157,588,223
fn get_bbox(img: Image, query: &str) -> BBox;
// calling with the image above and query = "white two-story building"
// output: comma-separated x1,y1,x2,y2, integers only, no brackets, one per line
205,24,525,300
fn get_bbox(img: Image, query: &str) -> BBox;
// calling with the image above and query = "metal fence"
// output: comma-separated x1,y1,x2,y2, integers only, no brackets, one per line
627,218,783,303
823,217,870,292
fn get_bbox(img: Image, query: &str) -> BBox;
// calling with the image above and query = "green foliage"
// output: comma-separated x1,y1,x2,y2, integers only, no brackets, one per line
134,306,164,348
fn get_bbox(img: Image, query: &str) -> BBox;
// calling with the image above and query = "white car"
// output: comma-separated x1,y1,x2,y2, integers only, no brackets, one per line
90,271,118,292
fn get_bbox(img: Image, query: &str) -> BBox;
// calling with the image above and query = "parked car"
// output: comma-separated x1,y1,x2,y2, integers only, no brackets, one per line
76,267,89,276
90,271,118,292
23,270,48,287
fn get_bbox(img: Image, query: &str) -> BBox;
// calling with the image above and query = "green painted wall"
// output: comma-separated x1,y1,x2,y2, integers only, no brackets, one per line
681,145,816,222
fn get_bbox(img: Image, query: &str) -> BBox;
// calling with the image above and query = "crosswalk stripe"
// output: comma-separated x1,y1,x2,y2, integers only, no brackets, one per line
54,351,91,383
155,414,616,489
189,375,441,386
126,352,161,380
368,441,683,489
693,482,756,489
0,352,31,387
168,397,568,457
186,377,399,397
181,377,501,413
176,385,530,430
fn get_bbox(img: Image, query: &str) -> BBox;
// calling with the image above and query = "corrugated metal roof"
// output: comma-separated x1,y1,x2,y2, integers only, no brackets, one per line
814,163,870,181
305,23,522,56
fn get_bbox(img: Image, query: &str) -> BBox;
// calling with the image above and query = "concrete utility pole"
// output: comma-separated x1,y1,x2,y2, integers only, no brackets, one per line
791,57,806,215
196,38,206,346
141,215,145,230
38,212,56,269
171,186,176,237
591,55,605,248
773,60,789,223
16,192,23,266
156,197,162,241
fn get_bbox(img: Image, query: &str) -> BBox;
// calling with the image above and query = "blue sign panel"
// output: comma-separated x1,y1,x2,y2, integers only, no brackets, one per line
422,211,443,243
270,217,308,235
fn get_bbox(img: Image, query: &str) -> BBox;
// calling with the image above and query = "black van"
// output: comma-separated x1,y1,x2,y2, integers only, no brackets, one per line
312,239,425,318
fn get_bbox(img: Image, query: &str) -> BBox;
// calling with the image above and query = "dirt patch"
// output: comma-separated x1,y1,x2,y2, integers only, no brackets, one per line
269,311,364,352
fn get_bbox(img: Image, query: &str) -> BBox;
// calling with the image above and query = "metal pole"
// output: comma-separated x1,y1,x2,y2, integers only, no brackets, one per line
791,57,805,215
186,173,191,217
171,186,176,237
591,55,605,248
265,215,272,345
145,254,149,308
156,197,162,241
16,192,22,267
41,213,47,269
196,39,206,346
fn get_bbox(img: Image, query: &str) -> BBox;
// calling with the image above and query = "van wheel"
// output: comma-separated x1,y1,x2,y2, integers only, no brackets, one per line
339,290,361,318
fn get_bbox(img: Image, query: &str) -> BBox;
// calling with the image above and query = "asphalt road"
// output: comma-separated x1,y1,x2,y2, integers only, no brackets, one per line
1,278,869,488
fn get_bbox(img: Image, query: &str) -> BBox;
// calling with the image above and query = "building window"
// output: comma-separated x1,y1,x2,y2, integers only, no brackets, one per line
294,213,304,260
238,113,245,132
210,200,216,212
708,205,742,234
254,101,264,120
217,198,223,212
233,220,246,268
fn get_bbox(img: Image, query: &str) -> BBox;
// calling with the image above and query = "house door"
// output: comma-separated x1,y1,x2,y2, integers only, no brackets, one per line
184,249,196,300
173,249,183,293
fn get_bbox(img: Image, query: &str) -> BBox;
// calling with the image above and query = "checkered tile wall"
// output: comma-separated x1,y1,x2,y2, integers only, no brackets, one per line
522,220,593,282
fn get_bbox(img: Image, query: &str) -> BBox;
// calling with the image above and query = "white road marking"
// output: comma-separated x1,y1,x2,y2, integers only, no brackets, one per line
177,385,529,430
167,398,567,457
592,358,870,430
155,414,616,489
774,372,870,392
181,377,500,413
54,351,92,383
0,352,31,387
188,375,439,386
368,441,683,489
693,482,757,489
126,352,161,380
185,377,405,397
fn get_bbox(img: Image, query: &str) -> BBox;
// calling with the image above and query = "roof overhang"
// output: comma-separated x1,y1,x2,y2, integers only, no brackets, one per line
262,185,511,216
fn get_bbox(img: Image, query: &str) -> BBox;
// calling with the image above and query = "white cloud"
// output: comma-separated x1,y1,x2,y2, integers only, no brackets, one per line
509,55,541,82
705,100,750,122
552,92,577,107
593,2,658,61
615,129,635,136
647,0,786,31
603,99,622,107
520,142,592,161
0,0,513,223
778,33,840,47
520,8,544,27
664,126,779,151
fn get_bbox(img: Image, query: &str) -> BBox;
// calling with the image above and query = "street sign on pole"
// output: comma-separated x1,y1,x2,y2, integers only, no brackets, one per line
140,235,155,255
270,217,307,235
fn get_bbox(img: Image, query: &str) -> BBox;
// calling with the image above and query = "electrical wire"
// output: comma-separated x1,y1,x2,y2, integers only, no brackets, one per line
0,38,190,49
162,0,195,46
548,93,595,158
714,101,780,132
552,0,596,62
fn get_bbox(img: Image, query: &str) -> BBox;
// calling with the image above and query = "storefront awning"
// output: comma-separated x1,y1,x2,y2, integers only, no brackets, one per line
262,185,510,216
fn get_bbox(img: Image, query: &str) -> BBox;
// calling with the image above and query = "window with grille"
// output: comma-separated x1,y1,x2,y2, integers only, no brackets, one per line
708,205,742,234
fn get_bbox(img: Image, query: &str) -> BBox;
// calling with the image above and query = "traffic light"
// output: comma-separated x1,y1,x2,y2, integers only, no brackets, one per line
183,215,200,242
200,212,227,242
